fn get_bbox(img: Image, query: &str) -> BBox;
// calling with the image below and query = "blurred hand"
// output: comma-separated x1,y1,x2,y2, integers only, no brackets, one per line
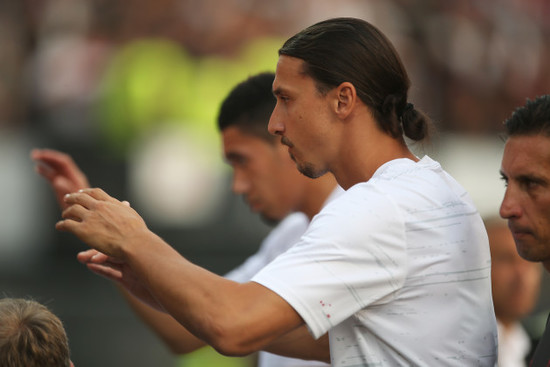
31,149,90,209
78,249,164,311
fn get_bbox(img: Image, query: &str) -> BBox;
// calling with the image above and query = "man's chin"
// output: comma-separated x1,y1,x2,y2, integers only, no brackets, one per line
515,240,546,263
298,164,326,179
259,213,282,226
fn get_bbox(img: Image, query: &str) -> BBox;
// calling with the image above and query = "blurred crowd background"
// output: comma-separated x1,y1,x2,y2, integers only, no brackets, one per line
0,0,549,366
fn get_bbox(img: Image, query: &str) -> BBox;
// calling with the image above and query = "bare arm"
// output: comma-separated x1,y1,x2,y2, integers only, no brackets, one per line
79,249,329,361
34,150,327,359
265,327,330,363
124,287,330,361
32,149,211,354
77,249,207,354
120,286,207,354
58,188,306,356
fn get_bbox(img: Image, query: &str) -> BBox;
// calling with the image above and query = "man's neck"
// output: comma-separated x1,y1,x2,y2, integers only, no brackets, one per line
330,111,418,190
300,174,338,220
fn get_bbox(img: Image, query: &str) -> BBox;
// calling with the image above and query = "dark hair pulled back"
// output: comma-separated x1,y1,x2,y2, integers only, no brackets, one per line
279,17,431,141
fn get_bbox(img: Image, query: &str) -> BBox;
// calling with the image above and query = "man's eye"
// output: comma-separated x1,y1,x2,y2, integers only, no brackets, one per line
234,158,247,166
520,178,544,191
227,156,247,167
524,180,539,189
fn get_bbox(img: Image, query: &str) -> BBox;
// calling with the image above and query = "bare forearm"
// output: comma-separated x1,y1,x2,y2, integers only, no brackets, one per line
118,285,206,354
57,189,305,357
124,231,303,356
265,326,330,363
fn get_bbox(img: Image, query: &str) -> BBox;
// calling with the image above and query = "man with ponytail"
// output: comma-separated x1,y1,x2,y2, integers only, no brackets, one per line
55,18,498,366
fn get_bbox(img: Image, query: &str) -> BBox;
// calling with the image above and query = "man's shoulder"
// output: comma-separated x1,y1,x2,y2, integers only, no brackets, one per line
264,213,309,247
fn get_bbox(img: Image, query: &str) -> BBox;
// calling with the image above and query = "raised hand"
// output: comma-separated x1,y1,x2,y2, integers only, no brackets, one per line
56,188,153,259
31,149,90,209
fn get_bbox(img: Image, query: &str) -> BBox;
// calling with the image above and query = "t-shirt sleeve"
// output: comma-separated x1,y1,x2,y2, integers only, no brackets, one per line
251,188,408,339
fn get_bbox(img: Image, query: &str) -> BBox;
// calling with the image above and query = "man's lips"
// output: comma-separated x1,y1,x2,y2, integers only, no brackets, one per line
281,136,293,148
280,137,296,161
508,224,533,239
245,196,261,212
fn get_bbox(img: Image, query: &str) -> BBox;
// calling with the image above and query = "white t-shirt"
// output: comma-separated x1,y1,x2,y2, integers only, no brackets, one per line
225,188,343,367
497,320,531,367
253,156,498,366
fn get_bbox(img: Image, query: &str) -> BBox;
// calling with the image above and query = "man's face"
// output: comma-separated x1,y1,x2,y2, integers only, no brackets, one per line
500,134,550,271
268,55,336,179
488,222,542,326
222,126,306,223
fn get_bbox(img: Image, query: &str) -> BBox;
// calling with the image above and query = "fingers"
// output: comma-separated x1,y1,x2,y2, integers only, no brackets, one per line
53,177,78,196
31,148,91,188
86,263,124,282
78,251,125,273
69,188,117,203
31,148,73,168
60,188,124,217
56,217,82,233
34,161,57,181
90,252,111,264
56,201,92,236
31,149,73,176
61,202,91,222
62,189,108,210
77,249,101,263
57,188,139,260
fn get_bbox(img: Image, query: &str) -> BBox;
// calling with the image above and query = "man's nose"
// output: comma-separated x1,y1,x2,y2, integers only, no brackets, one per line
500,186,521,219
232,170,250,195
268,107,283,136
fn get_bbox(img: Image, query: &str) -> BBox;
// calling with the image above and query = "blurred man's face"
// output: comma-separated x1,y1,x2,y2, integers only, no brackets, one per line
500,134,550,272
222,126,306,223
488,222,542,326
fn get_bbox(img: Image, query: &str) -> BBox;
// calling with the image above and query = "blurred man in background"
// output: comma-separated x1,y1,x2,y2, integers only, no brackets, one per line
485,216,542,366
32,72,337,366
500,94,550,366
0,297,74,367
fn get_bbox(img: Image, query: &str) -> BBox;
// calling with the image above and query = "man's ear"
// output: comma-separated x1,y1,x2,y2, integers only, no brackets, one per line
334,82,356,119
